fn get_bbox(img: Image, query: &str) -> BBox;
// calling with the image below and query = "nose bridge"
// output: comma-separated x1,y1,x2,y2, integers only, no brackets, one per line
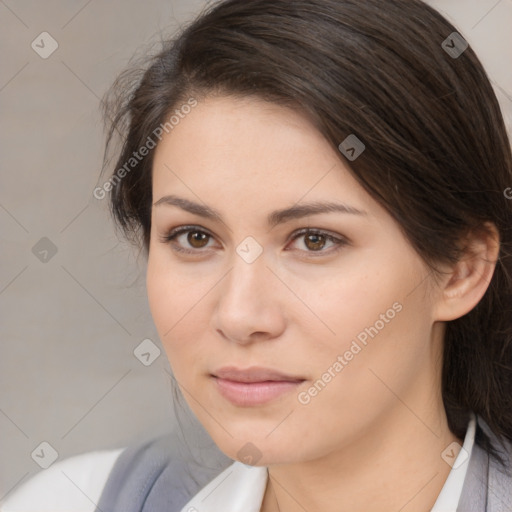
214,239,285,342
223,242,269,306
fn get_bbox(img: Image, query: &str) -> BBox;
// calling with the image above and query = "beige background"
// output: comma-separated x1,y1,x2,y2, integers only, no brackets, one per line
1,0,511,502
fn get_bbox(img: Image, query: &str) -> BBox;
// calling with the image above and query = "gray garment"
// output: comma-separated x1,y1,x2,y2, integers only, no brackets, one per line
96,432,233,511
97,415,512,512
457,416,512,511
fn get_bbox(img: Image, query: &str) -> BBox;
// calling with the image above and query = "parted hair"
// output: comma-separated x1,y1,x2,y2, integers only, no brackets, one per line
101,0,512,467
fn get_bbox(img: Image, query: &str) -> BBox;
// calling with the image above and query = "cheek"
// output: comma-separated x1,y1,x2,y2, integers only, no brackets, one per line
146,253,208,371
286,273,430,459
290,258,401,350
295,252,430,389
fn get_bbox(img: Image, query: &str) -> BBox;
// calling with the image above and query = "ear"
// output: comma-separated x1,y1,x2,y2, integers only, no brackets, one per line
433,222,500,322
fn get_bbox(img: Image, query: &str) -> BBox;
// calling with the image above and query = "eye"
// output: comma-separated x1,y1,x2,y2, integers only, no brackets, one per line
286,228,349,256
160,225,349,257
160,225,216,254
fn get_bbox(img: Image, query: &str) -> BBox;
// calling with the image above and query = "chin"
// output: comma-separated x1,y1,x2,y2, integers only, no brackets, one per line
208,428,307,467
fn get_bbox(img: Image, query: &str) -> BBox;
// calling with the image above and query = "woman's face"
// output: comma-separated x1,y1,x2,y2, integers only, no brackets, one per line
147,95,444,466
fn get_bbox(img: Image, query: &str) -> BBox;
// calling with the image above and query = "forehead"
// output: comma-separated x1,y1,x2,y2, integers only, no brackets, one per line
153,95,329,171
151,95,375,217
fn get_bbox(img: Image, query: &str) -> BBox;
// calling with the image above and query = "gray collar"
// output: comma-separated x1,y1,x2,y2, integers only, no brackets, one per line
457,416,512,511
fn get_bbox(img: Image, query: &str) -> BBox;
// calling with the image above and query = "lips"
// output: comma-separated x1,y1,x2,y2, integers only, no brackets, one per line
210,366,306,406
211,366,305,383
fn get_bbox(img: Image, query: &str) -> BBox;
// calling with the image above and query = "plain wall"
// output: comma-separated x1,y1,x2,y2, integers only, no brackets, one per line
1,0,511,501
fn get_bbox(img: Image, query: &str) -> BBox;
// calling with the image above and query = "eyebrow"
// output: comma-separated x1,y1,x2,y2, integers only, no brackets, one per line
153,194,367,228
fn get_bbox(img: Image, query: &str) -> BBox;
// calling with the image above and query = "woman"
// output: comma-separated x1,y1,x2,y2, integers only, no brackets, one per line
3,0,511,511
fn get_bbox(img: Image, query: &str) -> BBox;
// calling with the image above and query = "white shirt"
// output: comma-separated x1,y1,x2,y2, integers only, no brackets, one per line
1,414,476,512
0,448,125,512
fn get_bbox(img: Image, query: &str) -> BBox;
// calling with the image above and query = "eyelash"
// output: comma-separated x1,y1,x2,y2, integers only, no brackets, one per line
159,225,349,257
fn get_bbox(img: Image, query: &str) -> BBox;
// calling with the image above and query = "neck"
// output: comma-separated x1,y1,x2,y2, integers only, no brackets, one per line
260,398,463,512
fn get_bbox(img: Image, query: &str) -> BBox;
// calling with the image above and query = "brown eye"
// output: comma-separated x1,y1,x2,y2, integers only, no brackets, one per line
287,228,349,256
187,231,210,248
304,233,326,251
161,226,215,254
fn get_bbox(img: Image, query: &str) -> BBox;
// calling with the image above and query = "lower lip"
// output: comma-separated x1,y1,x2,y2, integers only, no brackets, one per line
212,377,304,406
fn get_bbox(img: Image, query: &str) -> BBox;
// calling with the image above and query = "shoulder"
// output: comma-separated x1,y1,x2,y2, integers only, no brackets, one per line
96,432,234,511
476,415,512,468
475,415,512,505
0,447,125,512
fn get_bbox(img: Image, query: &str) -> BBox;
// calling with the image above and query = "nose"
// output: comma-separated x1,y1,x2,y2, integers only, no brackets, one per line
213,249,286,345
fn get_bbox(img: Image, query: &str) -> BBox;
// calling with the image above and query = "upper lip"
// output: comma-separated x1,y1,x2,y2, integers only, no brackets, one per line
212,366,305,383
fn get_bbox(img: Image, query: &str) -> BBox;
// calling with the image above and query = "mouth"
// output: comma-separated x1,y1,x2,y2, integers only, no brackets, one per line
210,366,306,406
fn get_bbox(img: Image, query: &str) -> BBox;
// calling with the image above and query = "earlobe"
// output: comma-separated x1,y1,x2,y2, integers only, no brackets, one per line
434,223,500,321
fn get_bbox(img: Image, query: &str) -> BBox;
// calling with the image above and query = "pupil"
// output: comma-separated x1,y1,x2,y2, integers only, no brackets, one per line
189,231,208,248
306,234,325,250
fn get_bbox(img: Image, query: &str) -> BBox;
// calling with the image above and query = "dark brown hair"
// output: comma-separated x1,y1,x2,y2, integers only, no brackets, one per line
101,0,512,466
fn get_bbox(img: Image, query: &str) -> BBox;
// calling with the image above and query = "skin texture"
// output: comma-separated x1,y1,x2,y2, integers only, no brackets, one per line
146,95,499,512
